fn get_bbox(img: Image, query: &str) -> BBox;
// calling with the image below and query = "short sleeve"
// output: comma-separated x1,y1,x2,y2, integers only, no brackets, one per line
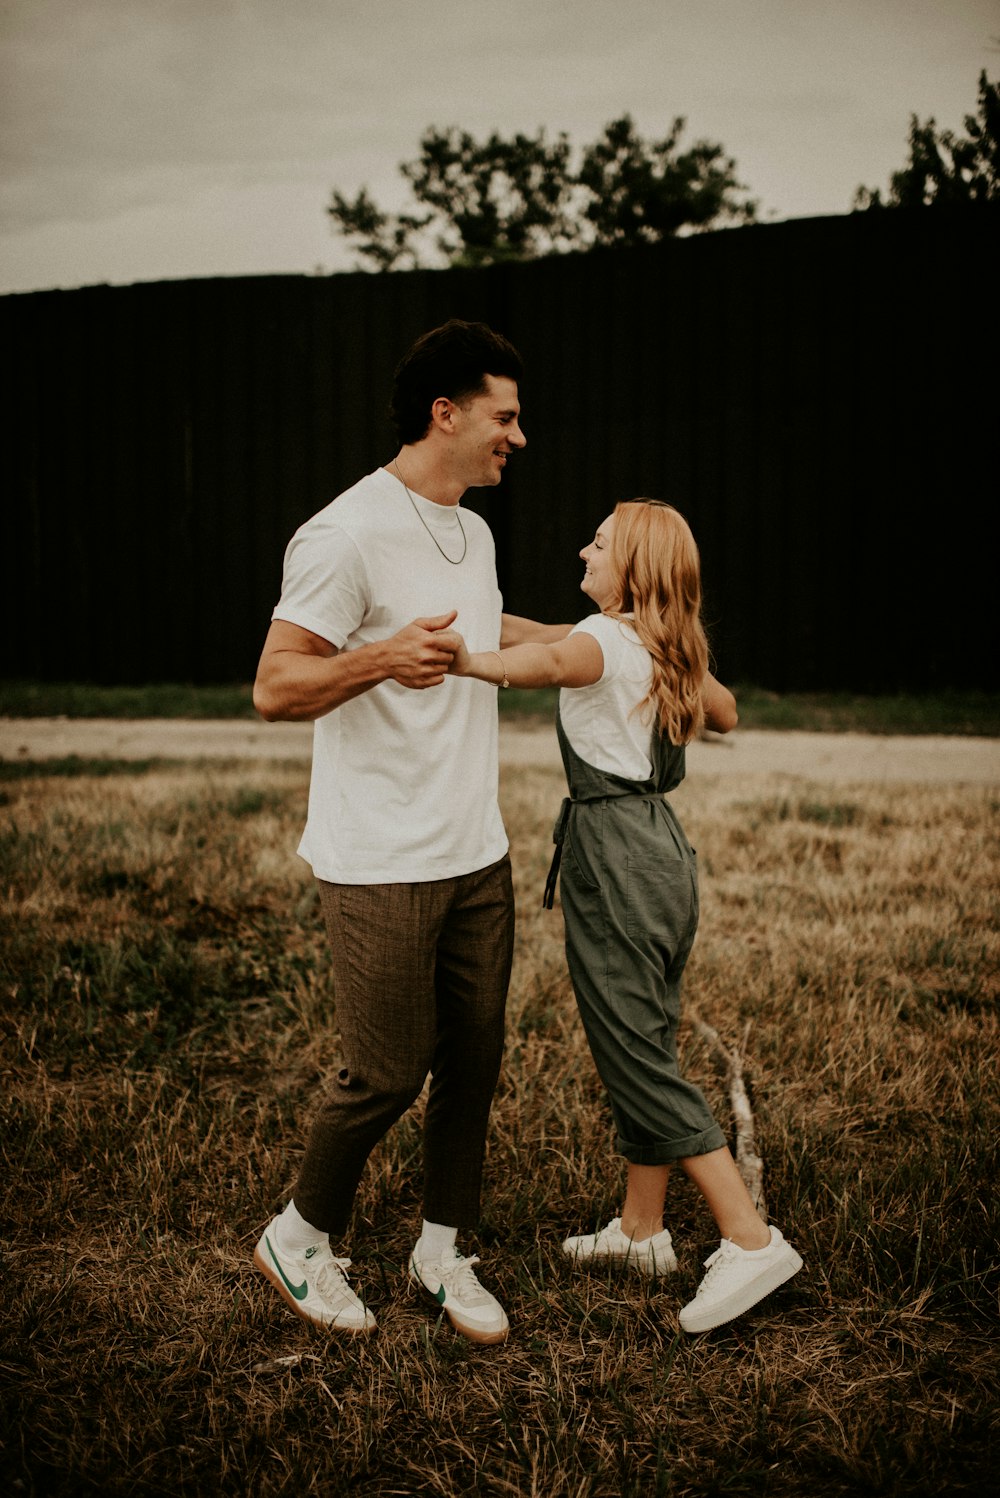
271,524,371,649
570,613,636,682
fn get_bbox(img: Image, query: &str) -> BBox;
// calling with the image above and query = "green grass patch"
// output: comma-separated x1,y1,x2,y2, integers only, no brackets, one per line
0,756,172,781
5,679,998,734
730,685,1000,736
0,680,257,719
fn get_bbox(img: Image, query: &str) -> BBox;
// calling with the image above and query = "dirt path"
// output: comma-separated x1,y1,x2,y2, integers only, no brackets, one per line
2,718,998,784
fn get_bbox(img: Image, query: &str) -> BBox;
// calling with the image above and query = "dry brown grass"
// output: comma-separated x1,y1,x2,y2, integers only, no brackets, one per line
1,757,998,1496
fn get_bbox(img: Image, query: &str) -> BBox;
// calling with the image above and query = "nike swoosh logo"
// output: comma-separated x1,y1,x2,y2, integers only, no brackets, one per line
434,1285,446,1304
266,1235,308,1301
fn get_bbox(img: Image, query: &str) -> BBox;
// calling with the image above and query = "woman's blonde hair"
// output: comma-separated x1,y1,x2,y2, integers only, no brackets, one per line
606,499,708,745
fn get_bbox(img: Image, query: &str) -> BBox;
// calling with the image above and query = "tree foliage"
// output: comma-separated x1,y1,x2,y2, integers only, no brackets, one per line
328,116,758,271
578,115,757,242
854,70,1000,209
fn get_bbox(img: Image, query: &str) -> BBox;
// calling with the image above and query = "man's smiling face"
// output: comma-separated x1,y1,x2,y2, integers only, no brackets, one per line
451,374,526,487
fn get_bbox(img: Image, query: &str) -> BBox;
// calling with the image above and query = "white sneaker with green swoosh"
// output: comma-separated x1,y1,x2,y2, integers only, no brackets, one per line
254,1217,376,1332
408,1243,509,1345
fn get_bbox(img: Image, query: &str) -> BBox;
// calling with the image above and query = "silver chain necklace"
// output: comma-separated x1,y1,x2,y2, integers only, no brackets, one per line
392,460,467,565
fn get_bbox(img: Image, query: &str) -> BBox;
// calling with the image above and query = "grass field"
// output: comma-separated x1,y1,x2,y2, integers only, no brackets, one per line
1,754,998,1495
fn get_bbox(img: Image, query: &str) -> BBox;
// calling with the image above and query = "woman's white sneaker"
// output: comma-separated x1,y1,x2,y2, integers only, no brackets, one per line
678,1227,802,1333
562,1217,678,1276
254,1218,376,1333
409,1244,509,1345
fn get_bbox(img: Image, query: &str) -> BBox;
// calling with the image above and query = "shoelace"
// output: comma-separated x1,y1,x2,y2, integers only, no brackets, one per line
312,1253,357,1299
438,1253,487,1300
694,1240,740,1294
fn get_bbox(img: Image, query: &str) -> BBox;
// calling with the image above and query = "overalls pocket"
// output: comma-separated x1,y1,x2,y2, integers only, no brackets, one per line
625,855,697,952
563,822,602,893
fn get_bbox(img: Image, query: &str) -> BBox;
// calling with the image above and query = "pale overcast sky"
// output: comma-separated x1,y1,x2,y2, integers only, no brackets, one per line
0,0,996,296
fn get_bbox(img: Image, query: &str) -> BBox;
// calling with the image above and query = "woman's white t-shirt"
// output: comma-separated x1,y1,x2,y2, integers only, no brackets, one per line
558,613,657,780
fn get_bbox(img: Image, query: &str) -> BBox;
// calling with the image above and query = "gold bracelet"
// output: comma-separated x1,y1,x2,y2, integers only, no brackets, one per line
491,651,510,689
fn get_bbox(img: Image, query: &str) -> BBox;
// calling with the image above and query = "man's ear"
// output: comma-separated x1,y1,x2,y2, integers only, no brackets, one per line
429,396,457,433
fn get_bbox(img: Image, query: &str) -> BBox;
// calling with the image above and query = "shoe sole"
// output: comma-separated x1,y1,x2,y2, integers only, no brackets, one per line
253,1245,376,1334
441,1312,509,1347
678,1250,803,1334
562,1246,678,1278
409,1264,509,1346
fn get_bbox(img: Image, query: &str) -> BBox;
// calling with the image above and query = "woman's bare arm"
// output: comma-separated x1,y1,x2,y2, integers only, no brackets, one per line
449,630,604,689
702,671,738,733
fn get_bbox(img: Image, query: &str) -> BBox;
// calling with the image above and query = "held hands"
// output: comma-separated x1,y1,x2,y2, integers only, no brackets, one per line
444,632,472,677
388,611,462,689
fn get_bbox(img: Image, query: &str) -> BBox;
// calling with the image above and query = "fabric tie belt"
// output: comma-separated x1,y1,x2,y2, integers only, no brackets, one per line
542,790,666,909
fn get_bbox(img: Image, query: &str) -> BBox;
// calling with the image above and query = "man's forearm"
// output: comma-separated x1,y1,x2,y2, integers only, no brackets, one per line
254,640,393,722
500,613,574,648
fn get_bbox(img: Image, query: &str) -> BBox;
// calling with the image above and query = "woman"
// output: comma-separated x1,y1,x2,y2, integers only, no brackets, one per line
448,499,802,1333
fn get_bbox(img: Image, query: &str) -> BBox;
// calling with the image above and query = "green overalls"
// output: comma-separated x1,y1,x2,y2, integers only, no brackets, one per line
545,708,726,1166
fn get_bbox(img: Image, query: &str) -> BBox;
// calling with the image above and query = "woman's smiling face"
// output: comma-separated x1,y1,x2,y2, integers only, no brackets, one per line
579,512,617,610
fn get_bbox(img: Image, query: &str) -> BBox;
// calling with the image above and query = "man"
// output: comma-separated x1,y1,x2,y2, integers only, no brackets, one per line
252,319,563,1344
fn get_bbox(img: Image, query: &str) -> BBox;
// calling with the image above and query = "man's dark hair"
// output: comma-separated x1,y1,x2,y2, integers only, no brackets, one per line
389,319,523,445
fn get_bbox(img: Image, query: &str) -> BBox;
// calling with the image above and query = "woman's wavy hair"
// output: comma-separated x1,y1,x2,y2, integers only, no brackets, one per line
606,499,708,745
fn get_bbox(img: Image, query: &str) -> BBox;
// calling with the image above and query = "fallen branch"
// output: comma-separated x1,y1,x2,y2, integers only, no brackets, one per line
689,1010,767,1221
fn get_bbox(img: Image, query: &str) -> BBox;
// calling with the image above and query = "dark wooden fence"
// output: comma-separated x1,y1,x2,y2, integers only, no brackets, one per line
3,208,996,691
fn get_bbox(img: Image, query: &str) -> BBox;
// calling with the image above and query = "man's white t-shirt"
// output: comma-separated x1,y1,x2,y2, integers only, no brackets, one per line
558,613,656,779
272,468,508,883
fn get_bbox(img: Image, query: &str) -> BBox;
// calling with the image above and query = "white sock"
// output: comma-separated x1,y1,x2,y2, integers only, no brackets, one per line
418,1220,458,1262
274,1199,329,1255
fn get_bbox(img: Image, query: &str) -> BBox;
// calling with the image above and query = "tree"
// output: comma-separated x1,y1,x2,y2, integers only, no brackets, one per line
579,115,757,243
854,70,1000,209
328,116,758,271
